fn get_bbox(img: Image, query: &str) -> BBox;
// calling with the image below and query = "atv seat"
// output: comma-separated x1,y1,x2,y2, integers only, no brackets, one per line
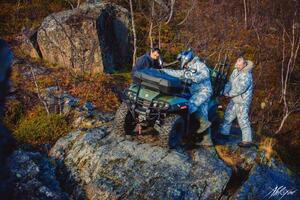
133,68,189,95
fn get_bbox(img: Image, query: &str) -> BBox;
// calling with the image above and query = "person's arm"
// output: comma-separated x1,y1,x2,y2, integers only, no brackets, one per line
185,62,210,83
222,82,231,95
132,55,150,73
161,68,185,78
225,73,251,97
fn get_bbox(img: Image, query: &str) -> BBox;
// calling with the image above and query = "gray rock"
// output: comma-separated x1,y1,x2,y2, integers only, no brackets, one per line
37,2,132,73
213,126,258,171
17,62,50,78
50,126,232,199
233,159,300,200
7,150,69,200
16,28,42,59
42,88,79,114
61,93,80,114
83,101,95,112
86,0,102,3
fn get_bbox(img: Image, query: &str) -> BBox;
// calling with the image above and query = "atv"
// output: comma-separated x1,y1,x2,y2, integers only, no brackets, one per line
113,59,229,148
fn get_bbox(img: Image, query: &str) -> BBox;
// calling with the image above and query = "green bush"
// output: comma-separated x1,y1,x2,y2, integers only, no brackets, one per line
13,107,70,146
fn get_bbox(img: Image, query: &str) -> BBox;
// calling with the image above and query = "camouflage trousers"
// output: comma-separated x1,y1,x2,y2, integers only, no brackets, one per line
220,100,252,142
188,91,211,121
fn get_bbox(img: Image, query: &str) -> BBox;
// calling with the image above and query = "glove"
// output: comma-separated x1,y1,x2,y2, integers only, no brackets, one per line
182,78,192,85
184,70,193,79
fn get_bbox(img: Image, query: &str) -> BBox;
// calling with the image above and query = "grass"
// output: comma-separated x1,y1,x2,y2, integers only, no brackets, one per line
13,106,70,146
215,145,242,168
258,137,276,162
3,99,24,131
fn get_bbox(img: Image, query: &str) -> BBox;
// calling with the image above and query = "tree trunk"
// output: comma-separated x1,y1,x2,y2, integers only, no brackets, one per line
149,0,155,49
129,0,137,67
243,0,247,29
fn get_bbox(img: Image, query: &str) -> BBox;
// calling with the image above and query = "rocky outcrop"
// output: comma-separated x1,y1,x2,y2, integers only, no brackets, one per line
50,126,232,199
3,105,300,199
16,29,42,59
37,3,132,73
42,86,114,129
233,160,300,199
0,124,15,199
7,150,69,200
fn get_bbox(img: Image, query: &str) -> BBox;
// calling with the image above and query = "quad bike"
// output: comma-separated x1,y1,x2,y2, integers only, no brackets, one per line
113,57,230,148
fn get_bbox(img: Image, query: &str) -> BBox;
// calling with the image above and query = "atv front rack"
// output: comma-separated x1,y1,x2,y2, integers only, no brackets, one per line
133,68,189,95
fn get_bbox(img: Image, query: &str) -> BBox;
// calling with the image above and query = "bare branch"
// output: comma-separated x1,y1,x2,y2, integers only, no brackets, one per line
276,18,300,134
177,0,196,26
129,0,137,66
30,66,50,115
154,0,168,10
165,0,175,24
149,0,155,49
243,0,248,29
76,0,81,8
64,0,75,9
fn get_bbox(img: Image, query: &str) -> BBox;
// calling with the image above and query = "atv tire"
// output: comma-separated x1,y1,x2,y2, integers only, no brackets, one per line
159,114,185,148
113,102,136,135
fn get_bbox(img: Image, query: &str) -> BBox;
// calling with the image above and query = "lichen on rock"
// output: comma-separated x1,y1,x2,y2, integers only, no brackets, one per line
50,126,232,199
37,2,132,74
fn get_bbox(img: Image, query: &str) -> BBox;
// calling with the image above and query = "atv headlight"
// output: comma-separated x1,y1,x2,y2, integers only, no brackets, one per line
125,90,136,100
164,103,170,109
158,101,166,109
153,100,169,110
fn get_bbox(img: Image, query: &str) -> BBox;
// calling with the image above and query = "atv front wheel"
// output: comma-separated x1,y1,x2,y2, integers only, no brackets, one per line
113,102,136,135
159,114,185,148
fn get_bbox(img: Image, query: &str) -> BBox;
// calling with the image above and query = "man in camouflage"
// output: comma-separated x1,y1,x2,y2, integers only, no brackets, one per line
161,49,213,146
219,57,254,147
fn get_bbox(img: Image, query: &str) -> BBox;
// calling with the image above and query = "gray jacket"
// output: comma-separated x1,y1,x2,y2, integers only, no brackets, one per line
162,56,212,113
223,60,254,106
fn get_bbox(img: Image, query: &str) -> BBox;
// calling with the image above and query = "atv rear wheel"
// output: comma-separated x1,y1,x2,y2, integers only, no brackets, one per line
113,102,136,135
159,114,185,148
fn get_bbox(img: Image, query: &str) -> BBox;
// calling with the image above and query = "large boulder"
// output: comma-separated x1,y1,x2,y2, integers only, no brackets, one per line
7,150,69,200
233,160,300,200
50,126,232,199
37,3,132,73
16,29,42,59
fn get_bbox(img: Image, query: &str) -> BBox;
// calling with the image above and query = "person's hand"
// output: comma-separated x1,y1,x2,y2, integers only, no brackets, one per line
220,90,225,96
184,70,193,79
182,78,192,85
223,93,231,98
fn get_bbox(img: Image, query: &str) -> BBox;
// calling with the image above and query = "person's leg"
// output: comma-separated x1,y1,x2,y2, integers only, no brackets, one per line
188,90,210,113
191,91,212,134
194,102,213,146
236,104,252,143
194,102,211,132
219,101,237,135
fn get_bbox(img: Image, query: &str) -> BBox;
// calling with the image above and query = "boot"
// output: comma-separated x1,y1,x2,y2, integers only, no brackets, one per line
195,130,213,147
238,141,256,148
196,118,211,134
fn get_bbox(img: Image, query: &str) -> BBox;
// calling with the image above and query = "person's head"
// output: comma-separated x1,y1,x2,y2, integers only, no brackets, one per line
235,56,247,71
177,49,194,69
150,48,161,60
